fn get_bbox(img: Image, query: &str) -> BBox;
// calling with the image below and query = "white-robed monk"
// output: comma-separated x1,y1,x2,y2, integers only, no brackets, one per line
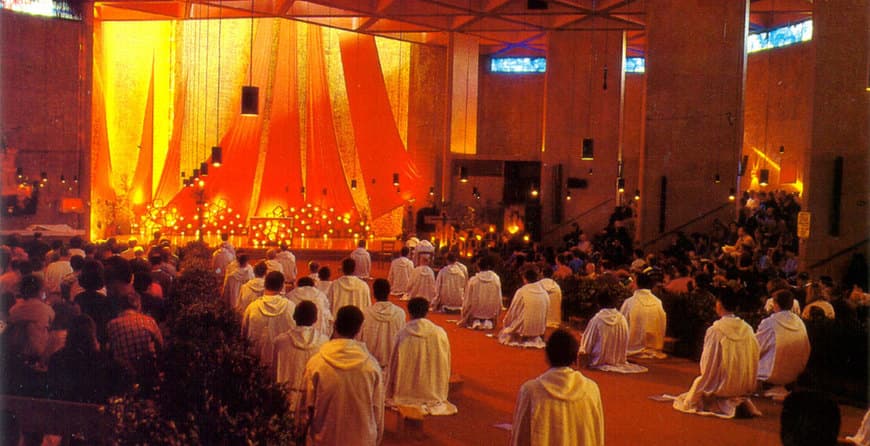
212,245,234,275
287,277,334,338
579,281,647,374
539,267,562,328
327,258,371,315
499,267,549,349
360,279,406,370
242,271,296,370
350,239,372,280
264,249,284,275
237,261,268,314
275,243,298,284
223,254,253,310
273,301,328,409
673,287,761,419
458,256,502,330
405,255,436,303
511,329,604,446
619,270,667,358
297,306,384,446
432,253,467,312
756,290,810,400
386,297,457,416
387,247,414,296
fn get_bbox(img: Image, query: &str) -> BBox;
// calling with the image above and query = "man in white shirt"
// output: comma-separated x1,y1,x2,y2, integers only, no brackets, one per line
387,247,414,296
287,277,333,338
360,279,406,371
273,301,329,409
511,329,604,446
499,267,549,349
386,297,457,416
350,239,372,280
672,287,761,418
297,306,384,446
237,261,267,314
242,271,296,370
275,242,298,286
327,258,371,315
458,256,502,330
538,266,563,328
579,280,647,373
619,269,667,358
432,253,467,312
756,290,810,400
44,247,72,302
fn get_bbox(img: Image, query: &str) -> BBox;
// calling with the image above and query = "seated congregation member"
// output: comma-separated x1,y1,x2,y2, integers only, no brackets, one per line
273,301,329,409
237,261,268,315
106,285,164,388
298,306,384,446
458,255,502,330
74,260,114,345
360,278,406,371
327,258,371,315
222,254,253,310
763,278,801,315
432,253,467,312
780,391,841,446
48,314,131,403
511,329,604,446
539,266,563,328
672,287,761,418
620,269,667,358
756,290,810,400
386,297,457,416
287,277,333,338
242,271,296,369
276,242,298,285
499,266,549,349
405,254,436,302
801,282,835,320
579,280,647,374
388,247,414,297
350,239,372,280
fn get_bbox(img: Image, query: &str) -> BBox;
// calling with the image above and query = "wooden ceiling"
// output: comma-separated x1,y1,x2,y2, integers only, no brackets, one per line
93,0,814,55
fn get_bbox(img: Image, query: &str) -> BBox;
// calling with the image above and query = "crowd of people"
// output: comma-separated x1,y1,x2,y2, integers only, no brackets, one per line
0,192,867,445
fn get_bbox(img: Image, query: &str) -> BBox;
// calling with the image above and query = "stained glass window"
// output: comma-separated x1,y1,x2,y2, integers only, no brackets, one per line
0,0,80,20
747,20,812,53
625,57,645,73
490,57,547,73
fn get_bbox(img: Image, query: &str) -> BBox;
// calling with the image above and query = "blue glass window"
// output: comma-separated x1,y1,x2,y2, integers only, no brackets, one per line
747,20,812,53
625,57,645,73
0,0,80,19
490,57,547,73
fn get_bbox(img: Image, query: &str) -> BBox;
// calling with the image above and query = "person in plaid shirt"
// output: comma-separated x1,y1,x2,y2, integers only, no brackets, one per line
106,285,163,387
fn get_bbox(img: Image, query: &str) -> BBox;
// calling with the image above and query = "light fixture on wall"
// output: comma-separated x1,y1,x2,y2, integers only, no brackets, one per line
459,166,469,183
429,186,435,196
616,177,625,193
212,4,223,167
566,190,572,201
634,189,640,201
40,171,48,183
200,162,209,176
759,169,770,186
728,188,736,201
779,145,785,154
530,184,539,197
240,0,259,116
16,167,23,179
713,173,721,184
472,186,480,199
211,146,222,167
581,138,594,160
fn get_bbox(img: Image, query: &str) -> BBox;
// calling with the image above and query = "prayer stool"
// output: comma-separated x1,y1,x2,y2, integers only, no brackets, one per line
663,336,679,354
449,374,464,393
396,405,426,439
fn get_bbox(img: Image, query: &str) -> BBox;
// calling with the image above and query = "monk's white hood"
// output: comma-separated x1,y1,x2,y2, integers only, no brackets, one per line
334,276,363,292
255,294,292,317
229,265,251,281
443,264,464,275
595,308,622,326
244,277,265,294
538,367,588,401
401,318,436,338
631,289,659,307
717,316,755,341
286,326,323,350
773,311,805,332
368,301,403,323
291,286,323,302
475,271,498,283
539,278,559,293
320,339,371,370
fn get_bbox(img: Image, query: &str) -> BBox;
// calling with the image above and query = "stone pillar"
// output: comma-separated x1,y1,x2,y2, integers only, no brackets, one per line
542,30,625,244
802,0,870,276
640,0,747,247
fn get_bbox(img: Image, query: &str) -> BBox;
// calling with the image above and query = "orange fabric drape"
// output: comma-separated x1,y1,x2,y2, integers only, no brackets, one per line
90,21,115,202
130,60,155,208
305,28,356,216
339,34,422,218
153,78,186,204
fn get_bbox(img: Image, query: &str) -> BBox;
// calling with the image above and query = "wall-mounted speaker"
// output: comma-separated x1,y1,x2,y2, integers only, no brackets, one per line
581,138,594,160
566,178,589,189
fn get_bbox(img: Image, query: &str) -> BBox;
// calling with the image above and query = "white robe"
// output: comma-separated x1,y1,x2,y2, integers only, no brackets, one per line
510,367,604,446
327,275,371,314
212,247,234,275
433,263,467,311
847,409,870,446
801,300,836,320
756,310,810,384
459,270,502,328
405,266,436,302
386,318,457,416
619,289,667,358
763,297,801,315
44,260,72,294
223,264,254,310
539,278,563,328
273,325,328,409
672,315,761,418
580,309,648,374
265,259,284,275
242,294,296,368
237,277,265,314
275,250,298,283
315,280,332,296
299,339,384,446
359,301,407,368
387,257,415,295
287,286,334,338
350,247,372,279
499,282,549,348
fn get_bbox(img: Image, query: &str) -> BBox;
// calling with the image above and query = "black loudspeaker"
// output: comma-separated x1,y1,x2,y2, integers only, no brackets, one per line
528,0,548,10
830,156,843,236
567,178,589,189
659,176,667,234
582,138,594,160
553,165,563,224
